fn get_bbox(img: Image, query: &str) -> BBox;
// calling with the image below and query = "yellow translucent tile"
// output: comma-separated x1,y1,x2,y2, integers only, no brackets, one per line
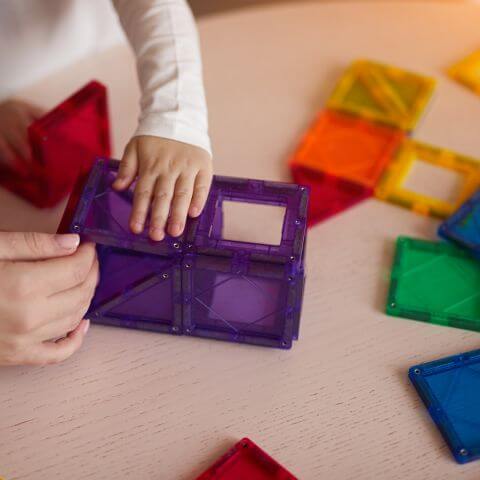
375,140,480,218
327,59,436,131
448,49,480,94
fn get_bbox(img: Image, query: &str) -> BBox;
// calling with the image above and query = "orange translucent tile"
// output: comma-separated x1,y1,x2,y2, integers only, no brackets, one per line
375,139,480,218
289,110,404,189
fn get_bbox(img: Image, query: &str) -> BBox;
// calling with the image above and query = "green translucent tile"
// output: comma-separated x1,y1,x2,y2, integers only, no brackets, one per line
387,236,480,331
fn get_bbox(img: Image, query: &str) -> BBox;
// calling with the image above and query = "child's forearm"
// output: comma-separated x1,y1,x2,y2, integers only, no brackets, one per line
112,0,211,156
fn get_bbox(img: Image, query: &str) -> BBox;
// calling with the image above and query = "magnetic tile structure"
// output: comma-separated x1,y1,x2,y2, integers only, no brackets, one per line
409,349,480,464
438,190,480,255
327,59,436,131
386,236,480,332
448,49,480,95
289,110,403,225
375,140,480,219
0,81,110,208
195,438,297,479
71,158,309,349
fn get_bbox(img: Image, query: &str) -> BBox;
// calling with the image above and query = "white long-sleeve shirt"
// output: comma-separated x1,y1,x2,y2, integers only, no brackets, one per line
0,0,211,156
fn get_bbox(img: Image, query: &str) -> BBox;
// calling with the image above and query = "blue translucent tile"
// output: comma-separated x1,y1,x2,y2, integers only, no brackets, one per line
409,349,480,463
438,191,480,255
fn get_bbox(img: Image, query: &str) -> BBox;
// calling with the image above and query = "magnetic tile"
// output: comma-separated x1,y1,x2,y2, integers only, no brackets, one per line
438,190,480,254
410,348,480,463
181,254,303,349
327,59,436,130
386,236,480,332
71,158,185,256
88,245,182,334
291,165,371,226
189,175,309,265
448,49,480,94
375,140,480,219
196,438,297,479
289,110,403,189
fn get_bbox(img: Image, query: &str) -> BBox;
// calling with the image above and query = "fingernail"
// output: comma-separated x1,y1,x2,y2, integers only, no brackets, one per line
55,234,80,250
83,319,90,335
169,223,183,237
131,221,143,233
150,227,165,241
190,207,200,217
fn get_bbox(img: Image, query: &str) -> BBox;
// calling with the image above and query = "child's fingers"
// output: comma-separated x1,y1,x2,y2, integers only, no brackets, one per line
130,174,156,233
189,169,213,217
114,142,138,190
149,175,176,241
167,174,195,237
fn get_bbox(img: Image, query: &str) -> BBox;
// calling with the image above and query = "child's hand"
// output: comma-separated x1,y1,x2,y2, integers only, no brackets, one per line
0,99,45,170
113,136,213,241
0,232,98,366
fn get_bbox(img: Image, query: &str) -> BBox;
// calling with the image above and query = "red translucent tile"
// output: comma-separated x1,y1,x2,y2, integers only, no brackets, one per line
291,164,372,226
196,438,297,480
1,80,110,209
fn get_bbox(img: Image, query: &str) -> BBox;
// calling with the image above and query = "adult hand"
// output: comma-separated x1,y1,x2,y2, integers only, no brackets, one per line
0,99,45,171
0,232,98,366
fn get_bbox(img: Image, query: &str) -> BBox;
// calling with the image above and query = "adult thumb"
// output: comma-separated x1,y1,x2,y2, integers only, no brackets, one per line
0,231,80,261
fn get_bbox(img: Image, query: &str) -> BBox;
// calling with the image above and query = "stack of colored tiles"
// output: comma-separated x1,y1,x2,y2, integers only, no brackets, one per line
290,59,480,226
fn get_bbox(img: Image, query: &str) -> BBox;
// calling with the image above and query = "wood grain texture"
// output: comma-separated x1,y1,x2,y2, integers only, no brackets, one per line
1,2,480,479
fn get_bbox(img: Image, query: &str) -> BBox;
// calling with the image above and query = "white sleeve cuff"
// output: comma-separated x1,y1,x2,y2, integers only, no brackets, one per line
134,113,212,158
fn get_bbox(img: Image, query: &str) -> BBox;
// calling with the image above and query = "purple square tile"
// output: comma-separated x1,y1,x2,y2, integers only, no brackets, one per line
88,245,182,333
185,176,308,267
182,254,304,349
71,158,185,255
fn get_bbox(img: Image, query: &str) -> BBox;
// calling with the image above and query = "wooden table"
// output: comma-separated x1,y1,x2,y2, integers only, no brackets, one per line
2,2,480,479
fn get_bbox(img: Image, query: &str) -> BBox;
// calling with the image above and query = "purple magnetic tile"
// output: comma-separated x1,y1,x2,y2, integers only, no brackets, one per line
185,176,309,266
181,254,304,349
88,245,182,333
71,158,185,255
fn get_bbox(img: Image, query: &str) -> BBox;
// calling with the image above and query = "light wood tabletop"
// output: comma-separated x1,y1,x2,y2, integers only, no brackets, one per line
1,2,480,479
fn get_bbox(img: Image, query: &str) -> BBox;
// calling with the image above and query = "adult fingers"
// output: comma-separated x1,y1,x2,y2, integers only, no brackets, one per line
7,130,31,161
0,231,80,261
25,320,90,365
42,260,98,328
7,243,96,298
0,137,17,168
